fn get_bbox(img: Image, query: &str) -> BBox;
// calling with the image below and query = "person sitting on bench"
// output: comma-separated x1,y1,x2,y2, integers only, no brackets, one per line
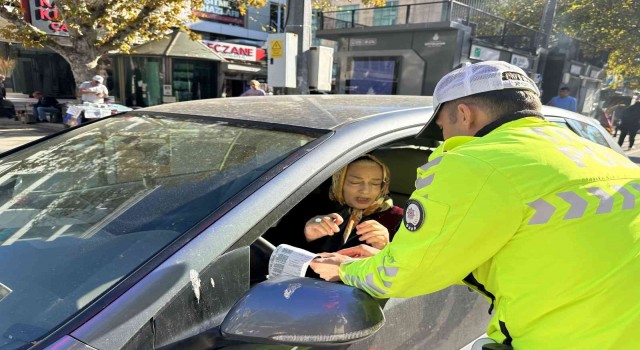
31,91,61,122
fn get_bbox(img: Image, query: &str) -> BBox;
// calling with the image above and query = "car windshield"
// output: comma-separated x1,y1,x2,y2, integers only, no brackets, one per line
0,113,317,348
565,118,611,148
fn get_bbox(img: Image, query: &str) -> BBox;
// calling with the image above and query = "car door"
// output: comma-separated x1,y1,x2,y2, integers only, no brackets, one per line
120,247,254,350
221,131,489,348
62,110,484,350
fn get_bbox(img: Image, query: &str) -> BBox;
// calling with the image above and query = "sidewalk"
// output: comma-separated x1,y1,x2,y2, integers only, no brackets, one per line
614,131,640,164
0,117,66,153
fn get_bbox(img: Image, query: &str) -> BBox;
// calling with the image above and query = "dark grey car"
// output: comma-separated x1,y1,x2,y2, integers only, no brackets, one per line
0,96,624,350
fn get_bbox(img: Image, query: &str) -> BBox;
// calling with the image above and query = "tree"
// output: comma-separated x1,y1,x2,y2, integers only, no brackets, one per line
559,0,640,89
0,0,204,87
0,0,387,90
0,57,16,77
491,0,640,89
310,0,387,10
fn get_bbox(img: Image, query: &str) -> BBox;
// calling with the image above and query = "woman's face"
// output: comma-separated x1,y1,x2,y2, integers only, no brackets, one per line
342,161,384,210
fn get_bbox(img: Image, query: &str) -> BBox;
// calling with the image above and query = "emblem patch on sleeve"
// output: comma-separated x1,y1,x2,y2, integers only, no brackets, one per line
404,199,425,232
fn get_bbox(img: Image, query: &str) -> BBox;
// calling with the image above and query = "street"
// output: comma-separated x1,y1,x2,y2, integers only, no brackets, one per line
0,116,65,153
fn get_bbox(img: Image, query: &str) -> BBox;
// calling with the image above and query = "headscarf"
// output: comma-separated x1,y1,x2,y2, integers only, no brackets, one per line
329,154,394,217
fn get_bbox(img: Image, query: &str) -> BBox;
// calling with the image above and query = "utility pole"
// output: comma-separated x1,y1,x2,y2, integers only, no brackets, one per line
539,0,557,49
536,0,558,95
285,0,312,94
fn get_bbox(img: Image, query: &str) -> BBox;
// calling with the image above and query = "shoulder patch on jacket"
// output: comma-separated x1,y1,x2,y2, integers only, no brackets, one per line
404,199,425,232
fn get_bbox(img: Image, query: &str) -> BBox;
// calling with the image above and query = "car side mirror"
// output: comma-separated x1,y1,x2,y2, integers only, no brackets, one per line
221,276,385,346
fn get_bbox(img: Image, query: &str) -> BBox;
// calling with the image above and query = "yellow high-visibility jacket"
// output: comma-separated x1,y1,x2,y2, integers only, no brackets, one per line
340,117,640,349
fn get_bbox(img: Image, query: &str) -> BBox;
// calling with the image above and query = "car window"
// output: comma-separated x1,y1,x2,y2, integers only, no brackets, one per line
549,120,569,129
0,113,318,348
565,119,611,147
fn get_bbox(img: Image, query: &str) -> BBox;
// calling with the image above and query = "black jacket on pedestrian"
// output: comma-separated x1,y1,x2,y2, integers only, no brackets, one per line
620,103,640,130
35,95,61,110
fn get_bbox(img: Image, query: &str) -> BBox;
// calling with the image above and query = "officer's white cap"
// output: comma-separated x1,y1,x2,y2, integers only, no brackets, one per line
418,61,540,140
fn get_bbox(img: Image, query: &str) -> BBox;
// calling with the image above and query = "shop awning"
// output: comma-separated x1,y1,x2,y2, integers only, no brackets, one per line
130,30,226,61
223,63,267,76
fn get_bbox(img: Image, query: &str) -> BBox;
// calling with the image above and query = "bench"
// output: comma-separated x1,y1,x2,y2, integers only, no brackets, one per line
6,94,78,123
6,94,37,119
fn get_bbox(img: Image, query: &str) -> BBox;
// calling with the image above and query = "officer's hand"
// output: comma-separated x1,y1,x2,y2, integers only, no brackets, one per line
337,244,380,258
355,220,389,249
309,252,348,281
304,213,343,242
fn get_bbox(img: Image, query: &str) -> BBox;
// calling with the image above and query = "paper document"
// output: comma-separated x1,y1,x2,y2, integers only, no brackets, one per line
268,244,320,278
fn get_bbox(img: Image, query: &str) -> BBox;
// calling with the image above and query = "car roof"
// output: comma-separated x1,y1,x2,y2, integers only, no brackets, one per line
541,105,594,124
139,95,434,130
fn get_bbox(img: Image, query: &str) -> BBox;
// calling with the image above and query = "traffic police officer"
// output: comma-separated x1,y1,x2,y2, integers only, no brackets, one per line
311,61,640,349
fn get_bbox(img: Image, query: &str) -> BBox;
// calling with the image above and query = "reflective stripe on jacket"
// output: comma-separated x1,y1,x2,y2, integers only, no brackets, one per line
339,117,640,349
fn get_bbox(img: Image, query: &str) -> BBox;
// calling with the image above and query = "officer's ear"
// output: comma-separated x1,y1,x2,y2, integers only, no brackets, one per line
456,102,489,134
455,103,475,128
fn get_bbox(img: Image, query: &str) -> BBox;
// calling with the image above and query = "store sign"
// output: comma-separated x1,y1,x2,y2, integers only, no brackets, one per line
470,45,500,61
202,40,265,61
350,38,377,47
423,33,446,48
24,0,69,36
194,0,245,26
510,54,531,69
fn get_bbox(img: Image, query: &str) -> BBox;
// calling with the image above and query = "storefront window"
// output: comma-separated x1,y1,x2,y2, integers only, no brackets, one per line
1,44,75,98
121,56,163,107
99,58,116,102
172,59,219,102
345,57,399,95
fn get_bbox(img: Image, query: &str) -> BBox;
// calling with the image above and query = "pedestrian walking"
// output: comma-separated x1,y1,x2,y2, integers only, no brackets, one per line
606,102,627,137
240,80,266,97
311,61,640,349
617,102,640,150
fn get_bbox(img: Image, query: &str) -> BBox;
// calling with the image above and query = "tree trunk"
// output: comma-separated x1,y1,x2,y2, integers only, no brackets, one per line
49,39,104,99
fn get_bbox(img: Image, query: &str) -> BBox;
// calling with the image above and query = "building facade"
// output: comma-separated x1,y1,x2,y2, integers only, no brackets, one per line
190,0,285,97
540,35,608,115
1,0,285,105
316,0,604,116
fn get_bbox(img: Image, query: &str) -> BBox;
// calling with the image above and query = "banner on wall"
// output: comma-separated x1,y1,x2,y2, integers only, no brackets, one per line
201,40,266,62
194,0,245,26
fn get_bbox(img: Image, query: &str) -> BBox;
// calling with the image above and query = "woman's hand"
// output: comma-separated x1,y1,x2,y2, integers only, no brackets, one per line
355,220,389,249
304,213,344,242
337,244,381,258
